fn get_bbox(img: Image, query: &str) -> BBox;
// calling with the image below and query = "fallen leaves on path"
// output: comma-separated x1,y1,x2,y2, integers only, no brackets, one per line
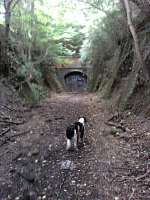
0,93,149,200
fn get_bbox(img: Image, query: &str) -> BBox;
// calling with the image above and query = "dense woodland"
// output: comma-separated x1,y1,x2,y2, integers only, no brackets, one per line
0,0,85,101
0,0,150,111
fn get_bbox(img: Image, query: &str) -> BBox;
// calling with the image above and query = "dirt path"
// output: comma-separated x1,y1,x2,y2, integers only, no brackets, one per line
0,93,149,200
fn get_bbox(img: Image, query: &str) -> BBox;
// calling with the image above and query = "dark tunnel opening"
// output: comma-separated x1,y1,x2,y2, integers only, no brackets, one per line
64,71,87,92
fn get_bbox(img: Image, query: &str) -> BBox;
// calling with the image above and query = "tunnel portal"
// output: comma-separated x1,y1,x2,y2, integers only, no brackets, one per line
64,71,87,92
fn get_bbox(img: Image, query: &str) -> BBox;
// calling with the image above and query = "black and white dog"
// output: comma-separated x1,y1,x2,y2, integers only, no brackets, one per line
66,117,87,151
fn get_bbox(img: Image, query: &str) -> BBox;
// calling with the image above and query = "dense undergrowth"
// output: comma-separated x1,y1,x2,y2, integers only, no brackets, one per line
0,0,150,113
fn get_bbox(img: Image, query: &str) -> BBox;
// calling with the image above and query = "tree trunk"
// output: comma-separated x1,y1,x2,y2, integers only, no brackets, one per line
4,0,12,39
3,0,21,76
3,0,12,76
123,0,149,80
119,58,140,110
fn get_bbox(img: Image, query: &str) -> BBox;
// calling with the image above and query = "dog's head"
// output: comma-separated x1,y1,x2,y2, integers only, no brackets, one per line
78,117,87,124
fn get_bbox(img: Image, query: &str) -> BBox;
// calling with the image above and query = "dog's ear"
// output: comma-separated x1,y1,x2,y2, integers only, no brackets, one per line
83,117,87,123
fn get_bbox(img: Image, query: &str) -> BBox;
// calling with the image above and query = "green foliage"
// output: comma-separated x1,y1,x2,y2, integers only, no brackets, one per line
2,0,86,102
81,8,126,63
17,63,42,81
20,82,48,103
28,83,48,103
11,0,85,59
78,0,129,92
56,57,73,66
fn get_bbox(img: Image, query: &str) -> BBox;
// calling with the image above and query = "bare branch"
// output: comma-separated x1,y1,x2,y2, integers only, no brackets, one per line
33,47,50,66
12,0,21,10
77,0,109,15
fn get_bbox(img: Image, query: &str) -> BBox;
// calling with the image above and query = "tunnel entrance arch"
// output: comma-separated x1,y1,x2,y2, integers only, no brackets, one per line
64,71,87,92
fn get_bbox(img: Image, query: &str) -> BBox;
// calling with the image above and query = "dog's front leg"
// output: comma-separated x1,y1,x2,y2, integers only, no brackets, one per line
74,130,78,151
77,131,79,147
80,127,84,146
66,139,71,150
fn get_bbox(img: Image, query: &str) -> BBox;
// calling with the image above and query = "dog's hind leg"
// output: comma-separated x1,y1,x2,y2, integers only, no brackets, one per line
66,139,71,150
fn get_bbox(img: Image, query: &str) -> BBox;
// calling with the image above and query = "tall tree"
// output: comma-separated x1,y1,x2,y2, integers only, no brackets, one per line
4,0,20,40
2,0,20,75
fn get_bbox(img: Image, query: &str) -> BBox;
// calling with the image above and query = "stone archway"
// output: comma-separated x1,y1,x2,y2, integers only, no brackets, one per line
64,71,87,92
